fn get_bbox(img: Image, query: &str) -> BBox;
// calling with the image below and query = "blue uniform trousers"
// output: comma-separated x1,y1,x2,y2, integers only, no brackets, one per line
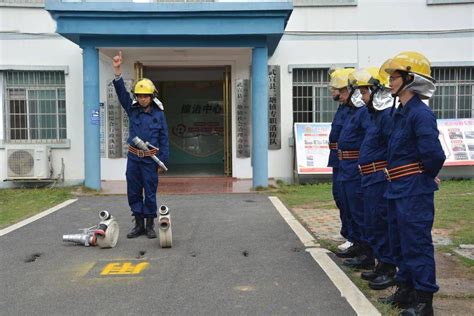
388,193,438,293
363,182,394,264
126,159,159,218
333,168,350,240
340,180,364,243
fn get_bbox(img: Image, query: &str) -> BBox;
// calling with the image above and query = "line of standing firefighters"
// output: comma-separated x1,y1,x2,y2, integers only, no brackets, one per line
328,51,446,316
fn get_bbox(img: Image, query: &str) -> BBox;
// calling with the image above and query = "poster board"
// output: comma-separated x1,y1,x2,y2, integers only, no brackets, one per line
294,118,474,175
438,119,474,166
294,123,332,174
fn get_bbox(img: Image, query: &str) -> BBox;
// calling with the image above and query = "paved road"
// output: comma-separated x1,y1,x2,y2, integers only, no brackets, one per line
1,194,355,315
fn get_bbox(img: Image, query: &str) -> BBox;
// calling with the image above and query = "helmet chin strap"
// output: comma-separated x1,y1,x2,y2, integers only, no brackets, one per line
390,72,411,115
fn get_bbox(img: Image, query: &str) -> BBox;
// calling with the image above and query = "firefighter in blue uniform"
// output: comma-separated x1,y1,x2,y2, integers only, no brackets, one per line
327,68,354,251
379,52,445,316
334,69,373,269
112,51,169,239
351,67,397,289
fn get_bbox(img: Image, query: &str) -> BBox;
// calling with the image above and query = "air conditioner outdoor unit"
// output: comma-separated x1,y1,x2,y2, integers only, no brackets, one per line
6,145,52,180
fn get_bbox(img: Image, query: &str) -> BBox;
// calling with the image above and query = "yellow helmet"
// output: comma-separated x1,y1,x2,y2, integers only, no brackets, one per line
329,68,355,89
133,78,157,95
349,67,389,88
380,51,433,81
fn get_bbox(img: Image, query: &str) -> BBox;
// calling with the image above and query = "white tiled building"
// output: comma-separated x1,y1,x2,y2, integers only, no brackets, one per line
0,0,473,188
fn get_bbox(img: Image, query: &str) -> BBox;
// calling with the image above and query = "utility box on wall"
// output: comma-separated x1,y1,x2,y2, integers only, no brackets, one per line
5,145,52,180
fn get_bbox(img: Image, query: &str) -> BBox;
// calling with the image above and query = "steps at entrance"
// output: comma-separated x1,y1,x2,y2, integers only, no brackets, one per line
100,177,266,195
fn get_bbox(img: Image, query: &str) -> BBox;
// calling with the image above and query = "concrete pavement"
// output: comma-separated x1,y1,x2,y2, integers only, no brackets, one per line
1,194,362,315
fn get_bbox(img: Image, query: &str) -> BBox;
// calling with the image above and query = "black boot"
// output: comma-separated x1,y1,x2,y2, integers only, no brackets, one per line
378,283,416,309
369,263,397,290
145,217,157,239
335,243,363,258
343,254,375,270
361,261,381,281
399,291,434,316
127,216,145,238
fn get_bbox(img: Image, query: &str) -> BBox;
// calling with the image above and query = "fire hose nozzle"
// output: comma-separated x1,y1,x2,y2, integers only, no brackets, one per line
132,136,168,171
62,211,119,248
62,233,96,247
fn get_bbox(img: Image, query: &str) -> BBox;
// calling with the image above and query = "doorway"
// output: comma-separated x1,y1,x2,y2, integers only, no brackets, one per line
144,66,232,177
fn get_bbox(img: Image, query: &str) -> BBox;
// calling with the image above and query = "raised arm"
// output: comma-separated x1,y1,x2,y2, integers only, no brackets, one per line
111,51,132,114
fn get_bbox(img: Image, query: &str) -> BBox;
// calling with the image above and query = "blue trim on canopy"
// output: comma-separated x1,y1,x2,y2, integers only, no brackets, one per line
46,0,292,55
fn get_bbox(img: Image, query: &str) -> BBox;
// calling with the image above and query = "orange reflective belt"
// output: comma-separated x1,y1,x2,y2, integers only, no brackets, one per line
329,142,338,150
338,150,360,160
128,145,158,158
358,161,388,176
383,162,424,182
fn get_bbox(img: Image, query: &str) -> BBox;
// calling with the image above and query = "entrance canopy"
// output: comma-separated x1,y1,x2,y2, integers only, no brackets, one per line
45,0,292,190
45,0,293,55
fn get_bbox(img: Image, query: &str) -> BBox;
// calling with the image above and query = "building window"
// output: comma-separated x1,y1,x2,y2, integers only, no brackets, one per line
431,67,474,119
292,68,338,123
4,71,67,142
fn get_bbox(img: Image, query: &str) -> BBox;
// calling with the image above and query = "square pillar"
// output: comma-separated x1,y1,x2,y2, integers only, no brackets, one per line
82,46,101,190
251,46,269,188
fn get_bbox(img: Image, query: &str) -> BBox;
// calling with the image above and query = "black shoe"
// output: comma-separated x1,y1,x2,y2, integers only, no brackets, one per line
127,216,146,238
378,283,416,309
369,263,397,290
335,243,362,258
343,255,375,270
399,291,434,316
145,217,157,239
369,274,397,290
361,262,381,281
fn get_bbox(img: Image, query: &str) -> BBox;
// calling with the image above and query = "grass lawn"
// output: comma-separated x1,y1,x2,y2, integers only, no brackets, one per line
433,180,474,245
0,187,74,229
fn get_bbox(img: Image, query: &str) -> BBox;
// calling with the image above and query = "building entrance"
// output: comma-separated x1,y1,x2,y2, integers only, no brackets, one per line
144,66,232,177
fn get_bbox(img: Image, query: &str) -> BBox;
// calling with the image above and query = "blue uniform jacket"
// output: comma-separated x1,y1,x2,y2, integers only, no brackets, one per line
113,77,169,165
337,106,371,182
358,108,393,188
328,104,350,168
385,95,446,199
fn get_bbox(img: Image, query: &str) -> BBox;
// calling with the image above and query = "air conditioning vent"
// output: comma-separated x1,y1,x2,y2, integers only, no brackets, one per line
8,149,35,177
6,145,51,180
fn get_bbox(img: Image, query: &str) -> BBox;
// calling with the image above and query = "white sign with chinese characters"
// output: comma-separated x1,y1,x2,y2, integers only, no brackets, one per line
268,65,281,150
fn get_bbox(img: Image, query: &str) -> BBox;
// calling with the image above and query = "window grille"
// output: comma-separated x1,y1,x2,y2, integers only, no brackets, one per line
3,71,67,143
431,67,474,119
292,68,338,123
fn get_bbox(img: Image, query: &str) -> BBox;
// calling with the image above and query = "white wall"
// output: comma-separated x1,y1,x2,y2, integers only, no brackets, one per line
268,0,474,181
287,0,474,32
0,7,85,187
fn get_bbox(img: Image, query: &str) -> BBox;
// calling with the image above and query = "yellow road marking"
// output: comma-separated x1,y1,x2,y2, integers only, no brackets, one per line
100,262,149,275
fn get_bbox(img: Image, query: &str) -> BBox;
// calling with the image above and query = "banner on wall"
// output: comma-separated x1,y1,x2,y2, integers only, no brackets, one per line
294,118,474,175
268,65,281,150
104,79,133,159
236,79,251,158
